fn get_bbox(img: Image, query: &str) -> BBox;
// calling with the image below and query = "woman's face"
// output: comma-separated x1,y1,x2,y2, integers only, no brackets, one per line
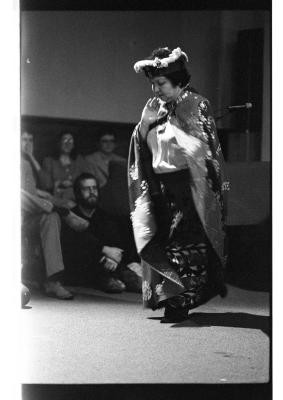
150,76,182,103
60,133,74,154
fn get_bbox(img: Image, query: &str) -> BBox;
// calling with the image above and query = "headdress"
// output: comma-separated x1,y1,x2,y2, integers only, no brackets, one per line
134,47,189,78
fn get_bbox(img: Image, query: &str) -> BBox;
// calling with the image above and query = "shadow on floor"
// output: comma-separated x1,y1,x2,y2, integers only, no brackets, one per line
171,312,270,336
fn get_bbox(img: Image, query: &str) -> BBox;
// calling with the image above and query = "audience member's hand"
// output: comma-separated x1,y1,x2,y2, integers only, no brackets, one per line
23,141,34,158
61,179,73,188
103,257,118,272
55,179,73,191
65,199,76,209
35,189,53,213
102,246,124,264
22,142,42,172
36,189,52,200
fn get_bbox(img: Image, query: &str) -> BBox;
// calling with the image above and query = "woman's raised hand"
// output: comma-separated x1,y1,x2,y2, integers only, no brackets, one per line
140,97,160,129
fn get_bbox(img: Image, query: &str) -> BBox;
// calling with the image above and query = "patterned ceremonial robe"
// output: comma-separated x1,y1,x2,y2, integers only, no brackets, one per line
128,89,230,309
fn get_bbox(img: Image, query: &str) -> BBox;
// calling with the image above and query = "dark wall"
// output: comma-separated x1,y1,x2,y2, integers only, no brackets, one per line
21,10,270,160
21,115,135,163
22,114,234,162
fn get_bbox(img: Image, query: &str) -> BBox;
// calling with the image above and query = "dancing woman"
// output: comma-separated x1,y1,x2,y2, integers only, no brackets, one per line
128,47,230,322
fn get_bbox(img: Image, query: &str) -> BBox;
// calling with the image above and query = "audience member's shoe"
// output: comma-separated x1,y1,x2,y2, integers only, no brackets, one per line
119,263,142,293
45,281,74,300
217,282,228,298
21,278,41,291
63,211,89,232
99,277,126,293
21,284,31,307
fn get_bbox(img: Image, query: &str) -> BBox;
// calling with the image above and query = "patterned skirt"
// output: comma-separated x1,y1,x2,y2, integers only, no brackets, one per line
141,169,223,311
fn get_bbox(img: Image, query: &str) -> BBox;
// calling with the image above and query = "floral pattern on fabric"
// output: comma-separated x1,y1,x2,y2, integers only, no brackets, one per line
128,89,229,310
142,280,152,301
166,244,208,309
155,282,165,296
129,162,139,181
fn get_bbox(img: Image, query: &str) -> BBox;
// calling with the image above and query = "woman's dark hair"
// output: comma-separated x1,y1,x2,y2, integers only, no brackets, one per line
98,131,117,141
147,47,191,88
54,131,77,159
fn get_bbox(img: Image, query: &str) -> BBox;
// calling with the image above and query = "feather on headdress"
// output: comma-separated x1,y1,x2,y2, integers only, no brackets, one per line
134,47,189,74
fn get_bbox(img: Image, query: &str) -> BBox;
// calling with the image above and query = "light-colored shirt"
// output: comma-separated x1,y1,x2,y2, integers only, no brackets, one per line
21,157,37,195
85,151,126,188
21,157,53,214
147,122,188,174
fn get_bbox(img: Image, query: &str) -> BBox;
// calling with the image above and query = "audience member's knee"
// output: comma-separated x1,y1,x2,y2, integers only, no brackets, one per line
40,211,61,229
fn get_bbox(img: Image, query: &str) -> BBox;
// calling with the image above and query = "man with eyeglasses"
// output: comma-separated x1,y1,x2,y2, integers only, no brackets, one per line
85,132,126,188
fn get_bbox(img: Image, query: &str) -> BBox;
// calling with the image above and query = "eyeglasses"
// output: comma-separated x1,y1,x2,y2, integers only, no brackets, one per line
62,138,74,143
101,139,115,143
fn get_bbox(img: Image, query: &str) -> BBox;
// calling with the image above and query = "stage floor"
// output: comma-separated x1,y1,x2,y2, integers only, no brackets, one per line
21,285,270,384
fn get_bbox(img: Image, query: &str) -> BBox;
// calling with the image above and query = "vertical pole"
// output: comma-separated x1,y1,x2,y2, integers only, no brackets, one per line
245,108,251,161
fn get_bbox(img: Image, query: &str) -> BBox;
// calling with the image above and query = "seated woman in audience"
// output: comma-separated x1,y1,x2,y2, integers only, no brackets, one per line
40,132,89,208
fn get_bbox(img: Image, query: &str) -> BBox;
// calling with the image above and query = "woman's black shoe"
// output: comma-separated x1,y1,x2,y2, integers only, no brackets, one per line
218,283,228,298
161,304,189,323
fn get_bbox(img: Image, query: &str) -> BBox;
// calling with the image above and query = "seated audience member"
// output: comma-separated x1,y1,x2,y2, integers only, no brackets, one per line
21,131,89,300
61,173,142,293
40,131,89,208
85,132,126,188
